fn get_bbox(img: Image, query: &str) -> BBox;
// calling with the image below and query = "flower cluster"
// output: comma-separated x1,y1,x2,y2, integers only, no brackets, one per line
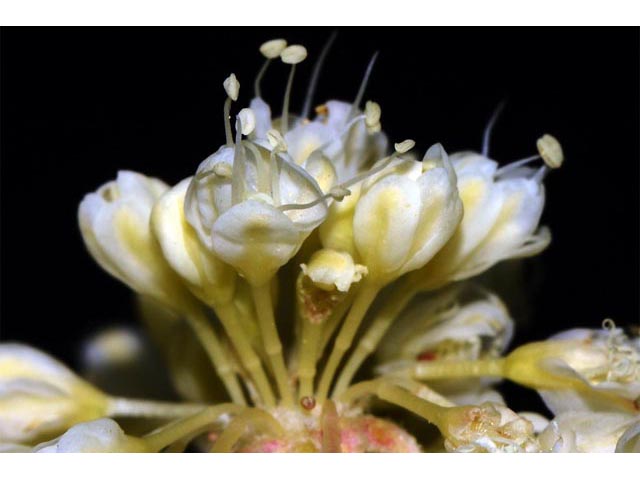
1,37,637,453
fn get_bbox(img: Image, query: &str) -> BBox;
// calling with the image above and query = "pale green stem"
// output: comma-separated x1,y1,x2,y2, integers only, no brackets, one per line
318,291,355,358
210,408,284,453
213,301,276,408
251,282,294,406
144,403,243,452
316,282,380,402
411,358,506,381
107,397,208,418
375,383,447,431
184,310,247,406
297,315,324,401
332,280,417,396
338,378,385,405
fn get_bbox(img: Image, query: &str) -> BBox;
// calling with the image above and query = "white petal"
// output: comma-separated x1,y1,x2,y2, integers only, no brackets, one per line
354,174,422,279
212,199,301,285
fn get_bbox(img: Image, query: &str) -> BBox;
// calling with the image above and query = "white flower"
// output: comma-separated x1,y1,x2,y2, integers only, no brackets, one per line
408,147,550,291
351,144,463,285
502,321,640,415
78,171,193,311
539,411,637,453
375,286,513,404
538,325,640,414
376,286,513,367
184,141,329,286
34,418,148,453
0,344,108,444
250,98,388,183
151,177,237,305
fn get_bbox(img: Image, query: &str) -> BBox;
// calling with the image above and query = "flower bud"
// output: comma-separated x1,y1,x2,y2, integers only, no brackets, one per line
78,171,193,311
377,286,513,367
0,344,108,444
503,323,640,414
448,153,549,282
410,152,550,291
185,143,328,285
353,145,463,284
152,177,237,305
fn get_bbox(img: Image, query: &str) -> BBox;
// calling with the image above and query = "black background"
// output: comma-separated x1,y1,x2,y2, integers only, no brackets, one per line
1,28,639,412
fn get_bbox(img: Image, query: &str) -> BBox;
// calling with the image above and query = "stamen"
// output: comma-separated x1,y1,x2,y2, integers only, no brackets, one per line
601,318,640,383
223,74,240,146
267,129,287,205
532,165,549,184
497,134,563,182
347,51,379,122
195,162,234,181
603,318,616,331
254,38,287,98
315,104,329,116
364,101,382,133
339,139,416,190
244,141,270,195
394,139,415,154
238,108,256,136
267,129,287,152
260,38,288,59
536,133,564,169
279,186,351,212
481,99,507,157
301,31,338,120
231,117,247,205
280,45,307,134
312,114,366,154
495,154,541,176
213,163,233,178
223,73,240,101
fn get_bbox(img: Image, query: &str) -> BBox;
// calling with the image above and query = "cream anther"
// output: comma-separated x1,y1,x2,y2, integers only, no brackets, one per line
238,108,256,136
329,186,351,201
223,74,240,101
365,101,382,133
213,163,233,178
280,45,308,65
536,134,564,169
260,39,287,59
394,139,416,154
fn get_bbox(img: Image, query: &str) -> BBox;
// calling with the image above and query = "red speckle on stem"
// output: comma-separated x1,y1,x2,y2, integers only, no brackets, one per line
417,351,437,361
